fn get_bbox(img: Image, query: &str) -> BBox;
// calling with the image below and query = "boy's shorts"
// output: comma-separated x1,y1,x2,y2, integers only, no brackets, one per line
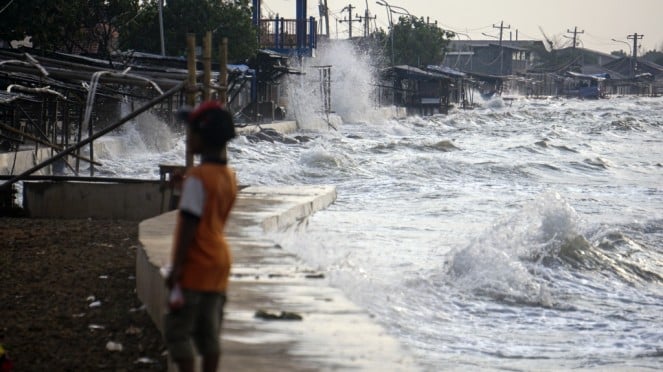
164,289,226,360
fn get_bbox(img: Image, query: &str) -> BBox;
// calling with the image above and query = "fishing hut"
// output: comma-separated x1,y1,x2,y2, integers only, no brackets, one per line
380,65,453,116
251,0,334,125
0,32,249,217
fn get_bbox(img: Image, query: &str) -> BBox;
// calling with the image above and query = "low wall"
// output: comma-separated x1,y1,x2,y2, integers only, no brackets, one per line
23,180,167,220
0,148,58,175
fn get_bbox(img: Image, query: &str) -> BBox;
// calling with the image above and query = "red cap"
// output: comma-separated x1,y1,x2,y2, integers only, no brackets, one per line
188,101,223,125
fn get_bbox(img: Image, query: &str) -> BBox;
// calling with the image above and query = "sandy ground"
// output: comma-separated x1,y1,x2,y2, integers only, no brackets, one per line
0,218,166,371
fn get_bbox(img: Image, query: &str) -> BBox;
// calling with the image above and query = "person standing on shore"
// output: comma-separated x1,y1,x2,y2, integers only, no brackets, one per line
165,101,238,372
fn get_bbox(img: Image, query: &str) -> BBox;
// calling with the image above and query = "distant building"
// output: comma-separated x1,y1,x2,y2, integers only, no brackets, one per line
443,40,546,76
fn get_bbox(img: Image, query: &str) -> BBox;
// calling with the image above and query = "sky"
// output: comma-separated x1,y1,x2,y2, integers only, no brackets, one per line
261,0,663,54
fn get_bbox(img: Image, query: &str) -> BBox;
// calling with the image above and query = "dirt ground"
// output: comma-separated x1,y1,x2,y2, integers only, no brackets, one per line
0,218,167,371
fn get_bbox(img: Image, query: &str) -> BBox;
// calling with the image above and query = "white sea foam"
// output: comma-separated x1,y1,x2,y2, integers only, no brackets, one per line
91,68,663,370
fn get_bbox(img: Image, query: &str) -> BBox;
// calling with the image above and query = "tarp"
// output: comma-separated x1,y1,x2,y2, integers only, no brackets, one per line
386,65,451,81
426,65,466,78
566,71,609,81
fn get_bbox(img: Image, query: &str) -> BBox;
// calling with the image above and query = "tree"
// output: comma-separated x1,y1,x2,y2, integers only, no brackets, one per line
611,50,627,58
1,0,258,63
387,16,454,66
122,0,258,63
0,0,139,61
642,49,663,66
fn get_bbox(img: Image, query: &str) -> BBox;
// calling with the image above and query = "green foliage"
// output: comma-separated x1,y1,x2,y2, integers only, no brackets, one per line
1,0,258,63
122,0,258,63
642,50,663,66
611,50,628,58
0,0,139,58
387,16,454,66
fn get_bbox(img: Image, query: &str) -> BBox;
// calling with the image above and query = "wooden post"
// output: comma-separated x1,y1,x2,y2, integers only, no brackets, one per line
203,31,212,101
186,33,197,168
219,38,229,161
219,37,228,106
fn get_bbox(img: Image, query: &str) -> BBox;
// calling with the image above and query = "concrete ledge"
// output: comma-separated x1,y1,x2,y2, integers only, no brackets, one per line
23,181,166,220
236,121,298,136
137,185,420,371
0,148,58,175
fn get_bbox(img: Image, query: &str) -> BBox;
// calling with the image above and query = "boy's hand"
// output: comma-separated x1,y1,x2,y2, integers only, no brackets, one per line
166,266,182,289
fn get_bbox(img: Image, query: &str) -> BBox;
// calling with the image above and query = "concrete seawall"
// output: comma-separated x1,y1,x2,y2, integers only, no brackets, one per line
137,185,420,371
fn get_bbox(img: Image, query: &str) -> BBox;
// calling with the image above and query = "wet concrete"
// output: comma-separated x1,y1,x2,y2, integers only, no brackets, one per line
137,185,420,371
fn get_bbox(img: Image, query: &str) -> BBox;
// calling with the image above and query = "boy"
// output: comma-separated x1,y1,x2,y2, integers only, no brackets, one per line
165,101,237,372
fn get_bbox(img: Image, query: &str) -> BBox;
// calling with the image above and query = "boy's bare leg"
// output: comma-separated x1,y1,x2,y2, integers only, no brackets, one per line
203,353,220,372
175,358,195,372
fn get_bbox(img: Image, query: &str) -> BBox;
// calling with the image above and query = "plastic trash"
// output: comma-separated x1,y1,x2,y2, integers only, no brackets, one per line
134,357,157,364
105,341,123,352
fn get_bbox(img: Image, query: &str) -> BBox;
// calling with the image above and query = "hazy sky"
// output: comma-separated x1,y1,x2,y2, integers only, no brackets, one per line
262,0,663,54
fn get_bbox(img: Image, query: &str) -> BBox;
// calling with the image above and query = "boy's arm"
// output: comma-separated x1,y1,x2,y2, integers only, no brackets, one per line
167,212,200,288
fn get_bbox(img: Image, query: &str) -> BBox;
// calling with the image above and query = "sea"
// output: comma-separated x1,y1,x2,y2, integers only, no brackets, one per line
95,42,663,371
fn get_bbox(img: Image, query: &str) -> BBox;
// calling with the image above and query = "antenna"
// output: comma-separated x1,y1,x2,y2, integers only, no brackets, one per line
538,26,554,52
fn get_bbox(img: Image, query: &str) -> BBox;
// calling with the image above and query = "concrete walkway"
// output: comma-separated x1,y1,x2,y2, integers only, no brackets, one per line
137,185,420,371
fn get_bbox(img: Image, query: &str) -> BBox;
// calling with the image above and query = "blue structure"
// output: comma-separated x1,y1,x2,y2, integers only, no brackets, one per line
252,0,317,57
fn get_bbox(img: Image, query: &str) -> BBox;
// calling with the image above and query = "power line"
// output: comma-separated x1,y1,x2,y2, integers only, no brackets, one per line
566,26,584,49
338,4,361,38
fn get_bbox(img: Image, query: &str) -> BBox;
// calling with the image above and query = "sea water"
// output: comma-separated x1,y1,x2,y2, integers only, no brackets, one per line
96,43,662,371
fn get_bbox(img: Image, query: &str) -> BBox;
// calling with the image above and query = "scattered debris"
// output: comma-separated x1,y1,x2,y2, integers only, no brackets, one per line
125,326,142,335
88,324,105,330
134,357,157,365
105,341,123,352
129,304,146,313
254,309,303,321
89,301,102,308
98,275,109,279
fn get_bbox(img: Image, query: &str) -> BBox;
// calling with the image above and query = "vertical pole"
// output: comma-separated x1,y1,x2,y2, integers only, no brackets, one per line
274,14,279,48
219,37,229,161
186,33,197,168
324,0,330,37
75,105,83,174
309,17,316,49
158,0,165,55
203,31,212,101
219,38,228,106
88,99,94,176
627,33,643,78
347,4,353,39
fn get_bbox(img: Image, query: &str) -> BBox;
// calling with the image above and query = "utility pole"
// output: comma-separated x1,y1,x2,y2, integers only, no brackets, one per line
627,33,644,77
493,20,510,46
357,7,376,37
318,0,330,37
338,4,359,39
493,20,510,76
566,26,584,49
626,33,645,63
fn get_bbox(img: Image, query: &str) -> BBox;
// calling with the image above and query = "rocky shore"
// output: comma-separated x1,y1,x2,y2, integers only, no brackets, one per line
0,218,166,371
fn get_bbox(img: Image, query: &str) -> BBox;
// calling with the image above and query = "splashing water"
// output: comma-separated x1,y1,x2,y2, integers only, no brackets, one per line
286,40,389,128
445,191,580,307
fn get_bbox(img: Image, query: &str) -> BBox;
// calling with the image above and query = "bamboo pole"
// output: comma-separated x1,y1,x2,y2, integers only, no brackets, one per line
0,123,101,166
219,37,229,161
0,81,186,191
203,31,212,101
219,37,228,106
186,33,197,168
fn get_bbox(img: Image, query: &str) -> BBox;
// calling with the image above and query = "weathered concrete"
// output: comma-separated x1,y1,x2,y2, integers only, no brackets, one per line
23,181,166,220
137,185,420,371
0,148,57,175
236,121,298,136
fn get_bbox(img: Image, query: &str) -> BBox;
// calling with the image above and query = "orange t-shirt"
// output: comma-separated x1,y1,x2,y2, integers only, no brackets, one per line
174,161,237,292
